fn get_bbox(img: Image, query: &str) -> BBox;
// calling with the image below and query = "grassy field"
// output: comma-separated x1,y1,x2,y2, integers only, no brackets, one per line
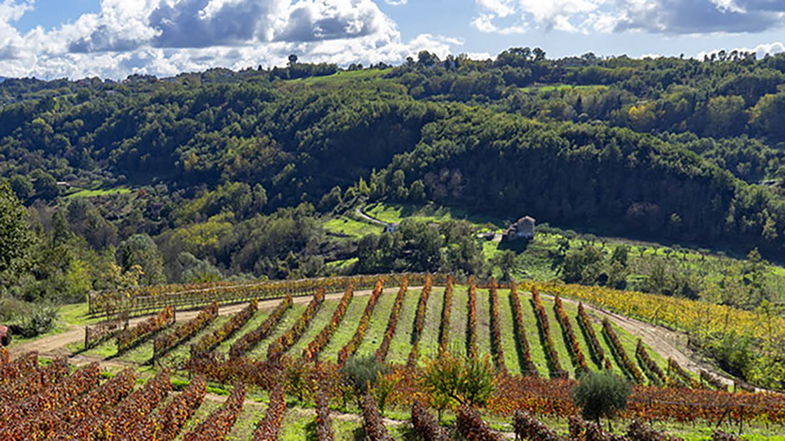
323,215,382,238
65,186,132,199
520,83,609,94
289,68,392,86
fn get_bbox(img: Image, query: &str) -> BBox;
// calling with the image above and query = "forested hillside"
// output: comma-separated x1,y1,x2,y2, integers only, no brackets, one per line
2,48,785,317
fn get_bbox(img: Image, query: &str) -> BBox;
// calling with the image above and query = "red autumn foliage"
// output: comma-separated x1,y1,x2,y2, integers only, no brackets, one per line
229,296,292,359
182,384,246,441
304,285,354,360
437,276,454,354
192,300,258,357
253,385,287,441
602,318,645,384
509,284,538,376
268,289,325,360
377,278,409,362
337,280,384,366
456,405,505,441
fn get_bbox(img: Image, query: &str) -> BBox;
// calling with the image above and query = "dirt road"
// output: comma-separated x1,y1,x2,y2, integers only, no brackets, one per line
550,293,736,388
7,287,384,362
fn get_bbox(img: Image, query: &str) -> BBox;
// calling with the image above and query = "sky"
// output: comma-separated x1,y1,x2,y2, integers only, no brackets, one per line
0,0,783,80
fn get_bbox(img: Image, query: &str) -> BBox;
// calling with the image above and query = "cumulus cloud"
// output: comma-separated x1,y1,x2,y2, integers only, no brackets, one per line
0,0,32,59
275,0,392,42
472,0,785,34
697,41,785,60
0,0,461,79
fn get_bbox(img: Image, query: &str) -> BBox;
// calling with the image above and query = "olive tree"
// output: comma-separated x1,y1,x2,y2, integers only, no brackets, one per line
572,370,631,430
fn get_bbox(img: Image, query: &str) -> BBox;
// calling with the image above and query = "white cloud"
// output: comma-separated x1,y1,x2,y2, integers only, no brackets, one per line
0,0,461,79
0,0,32,59
697,42,785,60
463,51,493,60
472,0,785,35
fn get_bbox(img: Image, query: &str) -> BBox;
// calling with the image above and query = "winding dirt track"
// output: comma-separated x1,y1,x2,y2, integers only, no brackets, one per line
7,288,378,361
9,285,735,387
549,294,736,387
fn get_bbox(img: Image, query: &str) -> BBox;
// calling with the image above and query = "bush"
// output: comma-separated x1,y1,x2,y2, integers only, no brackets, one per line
340,355,388,395
572,370,631,427
9,303,58,337
422,352,495,409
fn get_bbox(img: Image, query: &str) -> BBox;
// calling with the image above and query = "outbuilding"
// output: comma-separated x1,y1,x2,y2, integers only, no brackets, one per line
503,216,536,241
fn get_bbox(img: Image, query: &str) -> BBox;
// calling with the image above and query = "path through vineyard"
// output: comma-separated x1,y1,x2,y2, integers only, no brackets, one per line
9,285,734,389
8,287,382,360
551,294,736,388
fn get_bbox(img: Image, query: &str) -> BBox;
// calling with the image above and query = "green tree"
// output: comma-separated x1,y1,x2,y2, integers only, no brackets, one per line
561,245,605,284
0,181,34,285
409,179,426,202
318,186,343,213
66,198,118,249
30,169,59,200
421,352,495,411
750,92,785,141
572,370,631,429
8,175,33,201
491,250,518,281
704,95,746,137
340,355,389,396
118,234,166,285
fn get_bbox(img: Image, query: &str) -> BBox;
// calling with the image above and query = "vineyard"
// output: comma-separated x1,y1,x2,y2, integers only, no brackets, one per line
85,278,684,382
13,275,785,439
1,350,774,440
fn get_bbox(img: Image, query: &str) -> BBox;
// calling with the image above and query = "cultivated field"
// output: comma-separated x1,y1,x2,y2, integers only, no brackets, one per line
4,275,783,440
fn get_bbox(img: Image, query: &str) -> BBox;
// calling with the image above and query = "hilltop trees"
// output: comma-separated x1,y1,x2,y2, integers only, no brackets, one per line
2,48,785,313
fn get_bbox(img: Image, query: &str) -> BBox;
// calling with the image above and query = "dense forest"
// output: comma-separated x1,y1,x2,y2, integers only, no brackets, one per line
3,48,785,327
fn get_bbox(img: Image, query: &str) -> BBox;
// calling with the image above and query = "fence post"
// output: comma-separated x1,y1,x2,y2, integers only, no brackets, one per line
84,326,90,350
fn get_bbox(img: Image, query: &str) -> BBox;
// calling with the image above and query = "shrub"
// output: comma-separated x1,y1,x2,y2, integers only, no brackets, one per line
9,304,58,338
513,410,567,441
340,355,389,396
422,352,495,408
571,370,631,427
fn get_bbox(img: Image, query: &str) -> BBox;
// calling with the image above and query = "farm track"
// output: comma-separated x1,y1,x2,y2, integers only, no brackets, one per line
551,294,737,388
10,284,736,389
8,287,388,362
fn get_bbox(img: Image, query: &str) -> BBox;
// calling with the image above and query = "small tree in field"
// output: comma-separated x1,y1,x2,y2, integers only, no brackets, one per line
340,355,388,396
373,370,402,417
421,352,495,420
572,370,631,430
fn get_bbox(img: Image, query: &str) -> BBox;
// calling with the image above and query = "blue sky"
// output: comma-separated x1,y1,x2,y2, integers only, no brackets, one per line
0,0,783,79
